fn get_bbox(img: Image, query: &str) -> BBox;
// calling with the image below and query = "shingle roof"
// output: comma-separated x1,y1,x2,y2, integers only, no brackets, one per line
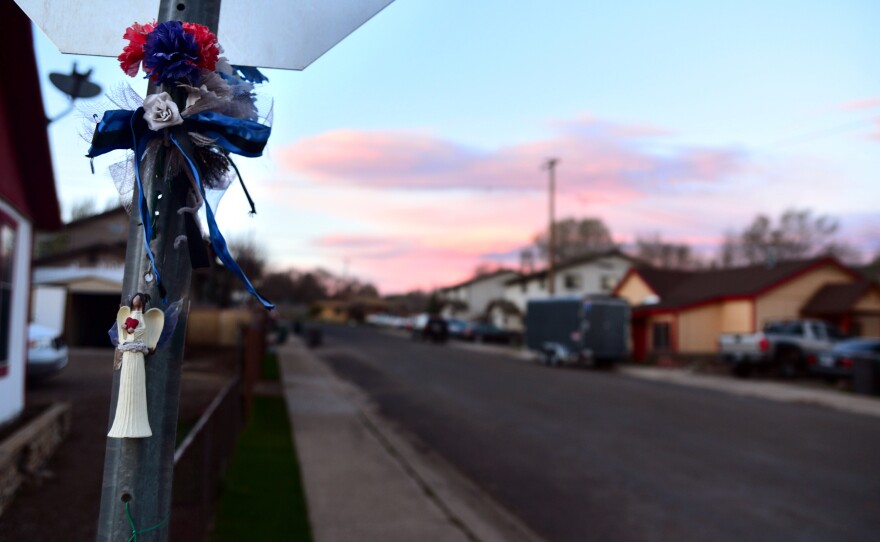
632,257,858,311
505,250,637,286
440,269,519,291
802,281,876,315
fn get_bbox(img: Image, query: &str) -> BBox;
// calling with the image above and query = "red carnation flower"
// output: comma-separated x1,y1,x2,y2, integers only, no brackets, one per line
125,317,139,331
118,21,156,77
182,22,219,72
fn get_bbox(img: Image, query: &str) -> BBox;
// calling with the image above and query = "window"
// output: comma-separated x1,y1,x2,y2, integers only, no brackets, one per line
600,274,618,291
652,322,671,350
0,215,16,378
564,274,582,290
764,321,803,336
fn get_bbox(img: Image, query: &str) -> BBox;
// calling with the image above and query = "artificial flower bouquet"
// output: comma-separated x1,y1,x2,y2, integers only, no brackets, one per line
88,20,274,309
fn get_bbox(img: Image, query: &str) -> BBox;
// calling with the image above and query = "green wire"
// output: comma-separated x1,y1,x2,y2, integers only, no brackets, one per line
125,501,170,542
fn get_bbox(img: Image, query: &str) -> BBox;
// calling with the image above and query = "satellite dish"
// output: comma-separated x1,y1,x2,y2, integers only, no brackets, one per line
46,63,103,124
49,63,102,100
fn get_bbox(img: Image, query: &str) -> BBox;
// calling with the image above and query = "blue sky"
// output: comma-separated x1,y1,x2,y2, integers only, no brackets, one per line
33,0,880,292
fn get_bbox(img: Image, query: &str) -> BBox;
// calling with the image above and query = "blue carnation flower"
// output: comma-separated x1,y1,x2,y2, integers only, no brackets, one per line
143,21,201,85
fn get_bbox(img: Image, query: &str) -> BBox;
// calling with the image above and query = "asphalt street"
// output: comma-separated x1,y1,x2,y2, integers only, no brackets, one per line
313,324,880,542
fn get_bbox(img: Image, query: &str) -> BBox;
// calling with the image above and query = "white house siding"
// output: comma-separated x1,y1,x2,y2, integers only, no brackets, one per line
0,200,32,425
441,271,519,321
488,305,524,332
504,255,633,313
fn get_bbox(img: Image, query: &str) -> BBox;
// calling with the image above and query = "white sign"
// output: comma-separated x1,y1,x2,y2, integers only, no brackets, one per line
14,0,394,70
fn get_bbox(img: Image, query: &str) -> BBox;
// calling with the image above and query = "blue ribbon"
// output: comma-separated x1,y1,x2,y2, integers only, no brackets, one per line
88,108,274,309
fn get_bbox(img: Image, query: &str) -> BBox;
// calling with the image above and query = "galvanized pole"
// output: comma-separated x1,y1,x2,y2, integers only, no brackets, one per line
96,1,221,540
544,158,559,296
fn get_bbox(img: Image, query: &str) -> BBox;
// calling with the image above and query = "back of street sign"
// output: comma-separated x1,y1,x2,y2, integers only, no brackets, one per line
14,0,395,70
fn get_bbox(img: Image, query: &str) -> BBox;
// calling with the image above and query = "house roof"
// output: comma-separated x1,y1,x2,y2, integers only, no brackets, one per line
33,266,124,287
439,269,519,292
505,250,636,286
621,257,861,312
0,3,61,230
802,281,879,315
34,240,128,266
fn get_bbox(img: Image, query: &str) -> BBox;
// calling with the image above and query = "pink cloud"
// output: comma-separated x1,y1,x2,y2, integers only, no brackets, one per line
310,232,517,292
276,117,746,194
841,97,880,110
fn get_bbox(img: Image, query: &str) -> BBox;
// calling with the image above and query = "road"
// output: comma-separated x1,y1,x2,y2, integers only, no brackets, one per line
313,325,880,542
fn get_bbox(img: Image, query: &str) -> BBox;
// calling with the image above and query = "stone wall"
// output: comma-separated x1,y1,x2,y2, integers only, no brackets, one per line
0,403,71,517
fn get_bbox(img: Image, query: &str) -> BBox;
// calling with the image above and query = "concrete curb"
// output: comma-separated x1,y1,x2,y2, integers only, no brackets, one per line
278,338,544,542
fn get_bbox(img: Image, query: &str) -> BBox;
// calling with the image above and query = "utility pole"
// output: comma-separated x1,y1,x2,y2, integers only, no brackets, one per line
95,2,220,540
543,158,559,296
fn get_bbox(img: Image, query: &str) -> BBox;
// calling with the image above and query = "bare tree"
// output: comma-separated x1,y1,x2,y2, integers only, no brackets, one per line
69,198,98,221
519,248,536,273
533,217,616,263
634,233,701,269
227,236,267,282
718,209,860,267
472,262,500,278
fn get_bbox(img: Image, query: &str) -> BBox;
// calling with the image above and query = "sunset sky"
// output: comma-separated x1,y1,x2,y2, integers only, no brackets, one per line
34,0,880,293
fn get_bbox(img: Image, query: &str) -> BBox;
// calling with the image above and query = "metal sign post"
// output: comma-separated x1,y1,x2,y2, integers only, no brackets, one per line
94,4,218,541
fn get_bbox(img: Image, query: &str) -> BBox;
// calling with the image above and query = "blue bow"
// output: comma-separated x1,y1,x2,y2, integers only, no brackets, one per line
88,108,274,310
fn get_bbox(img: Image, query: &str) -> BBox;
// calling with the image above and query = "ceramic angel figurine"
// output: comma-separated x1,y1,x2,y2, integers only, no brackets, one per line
108,293,164,439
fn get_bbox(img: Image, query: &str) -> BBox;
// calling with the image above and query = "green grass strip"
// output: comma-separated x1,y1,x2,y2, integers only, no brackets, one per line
261,351,280,382
210,396,312,542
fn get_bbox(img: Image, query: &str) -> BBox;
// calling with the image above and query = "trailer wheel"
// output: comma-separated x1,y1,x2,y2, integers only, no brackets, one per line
540,351,558,367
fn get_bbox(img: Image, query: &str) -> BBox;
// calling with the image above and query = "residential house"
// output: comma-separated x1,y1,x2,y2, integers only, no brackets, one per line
437,269,520,321
0,4,62,424
614,257,879,361
31,207,128,346
504,251,635,312
34,206,128,267
316,297,390,323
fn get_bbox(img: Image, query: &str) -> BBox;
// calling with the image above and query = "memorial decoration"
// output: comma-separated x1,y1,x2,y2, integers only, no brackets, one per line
88,20,274,309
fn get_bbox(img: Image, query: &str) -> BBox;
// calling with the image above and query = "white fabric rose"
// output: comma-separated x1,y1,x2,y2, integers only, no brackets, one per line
143,92,183,131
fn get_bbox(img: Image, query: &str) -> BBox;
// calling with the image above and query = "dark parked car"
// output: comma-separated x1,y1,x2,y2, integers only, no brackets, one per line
412,314,449,343
446,319,469,339
460,322,511,344
809,338,880,379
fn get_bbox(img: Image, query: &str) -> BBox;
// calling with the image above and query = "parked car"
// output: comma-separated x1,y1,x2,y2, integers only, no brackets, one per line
525,296,630,367
719,319,843,378
411,314,449,343
460,322,511,344
446,319,469,339
27,323,68,379
809,338,880,379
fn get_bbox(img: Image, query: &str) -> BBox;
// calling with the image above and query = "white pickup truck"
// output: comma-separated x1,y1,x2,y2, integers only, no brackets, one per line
718,319,843,377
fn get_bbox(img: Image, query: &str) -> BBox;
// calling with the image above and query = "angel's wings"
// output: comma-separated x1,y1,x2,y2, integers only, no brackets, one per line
143,308,165,350
108,299,182,349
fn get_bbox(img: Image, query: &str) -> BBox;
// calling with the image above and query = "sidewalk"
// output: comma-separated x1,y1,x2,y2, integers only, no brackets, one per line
619,365,880,419
277,338,542,542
